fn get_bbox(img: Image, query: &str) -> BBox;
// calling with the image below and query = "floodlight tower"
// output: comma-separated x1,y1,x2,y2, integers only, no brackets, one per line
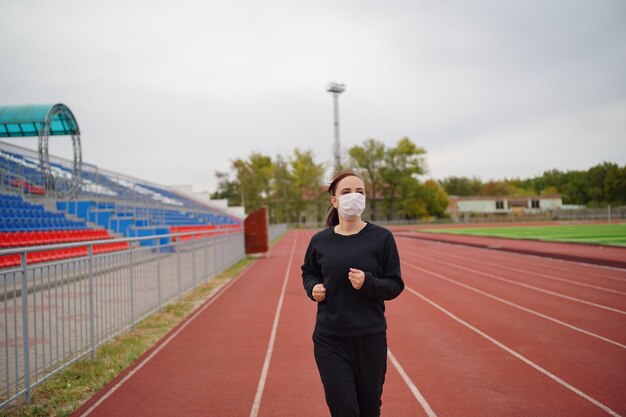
326,82,346,173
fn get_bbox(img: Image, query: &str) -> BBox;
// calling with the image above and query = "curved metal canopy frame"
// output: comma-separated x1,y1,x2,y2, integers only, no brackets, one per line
38,105,82,198
0,103,82,198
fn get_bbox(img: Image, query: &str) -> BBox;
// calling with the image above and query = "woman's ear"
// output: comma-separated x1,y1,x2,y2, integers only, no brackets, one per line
330,195,338,209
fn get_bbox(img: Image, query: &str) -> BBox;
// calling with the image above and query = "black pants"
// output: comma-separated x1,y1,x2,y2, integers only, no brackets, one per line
313,331,387,417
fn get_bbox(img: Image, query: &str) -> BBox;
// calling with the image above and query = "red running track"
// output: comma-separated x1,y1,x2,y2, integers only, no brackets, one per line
398,231,626,269
72,230,626,417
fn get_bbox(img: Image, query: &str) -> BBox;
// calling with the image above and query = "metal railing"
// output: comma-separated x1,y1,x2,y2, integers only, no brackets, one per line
0,228,245,408
268,223,288,242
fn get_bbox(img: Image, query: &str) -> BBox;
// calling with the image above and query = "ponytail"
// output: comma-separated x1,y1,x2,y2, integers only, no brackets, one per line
326,207,339,227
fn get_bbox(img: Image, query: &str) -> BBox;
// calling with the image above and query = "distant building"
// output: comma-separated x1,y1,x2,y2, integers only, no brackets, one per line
448,194,563,218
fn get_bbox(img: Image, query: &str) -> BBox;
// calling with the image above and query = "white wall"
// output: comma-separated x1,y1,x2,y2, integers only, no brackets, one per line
539,197,562,210
456,196,563,213
458,200,499,213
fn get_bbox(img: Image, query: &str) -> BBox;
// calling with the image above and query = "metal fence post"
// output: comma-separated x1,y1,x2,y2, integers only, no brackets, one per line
156,240,162,310
192,239,197,288
20,252,31,404
228,234,232,264
221,235,225,270
204,236,208,281
176,242,182,301
88,245,96,359
212,236,217,277
129,248,135,330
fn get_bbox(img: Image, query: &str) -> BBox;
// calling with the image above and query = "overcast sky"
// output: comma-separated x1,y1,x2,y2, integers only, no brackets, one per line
1,0,625,192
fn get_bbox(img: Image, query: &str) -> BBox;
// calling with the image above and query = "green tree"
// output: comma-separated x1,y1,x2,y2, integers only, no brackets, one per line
604,164,626,205
270,154,295,223
585,162,613,205
532,169,567,195
232,153,274,214
526,164,626,205
439,176,483,196
348,139,386,220
479,180,518,196
421,179,450,217
397,179,450,219
506,177,535,195
540,186,560,196
398,177,425,218
560,170,587,205
210,170,241,206
380,137,427,220
291,149,325,226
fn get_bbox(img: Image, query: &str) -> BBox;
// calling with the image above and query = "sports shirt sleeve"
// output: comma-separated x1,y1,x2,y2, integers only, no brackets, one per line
359,231,404,300
301,238,323,301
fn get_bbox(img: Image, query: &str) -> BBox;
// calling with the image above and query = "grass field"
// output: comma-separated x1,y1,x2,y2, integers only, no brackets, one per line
418,223,626,247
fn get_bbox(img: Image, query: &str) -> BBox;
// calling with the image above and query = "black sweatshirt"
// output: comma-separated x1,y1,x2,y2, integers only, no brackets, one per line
301,222,404,337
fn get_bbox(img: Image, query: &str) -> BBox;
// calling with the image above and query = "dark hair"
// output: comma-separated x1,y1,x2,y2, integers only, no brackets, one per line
326,170,363,227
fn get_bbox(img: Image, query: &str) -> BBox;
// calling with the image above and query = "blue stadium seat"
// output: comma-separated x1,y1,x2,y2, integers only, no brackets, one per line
2,144,242,247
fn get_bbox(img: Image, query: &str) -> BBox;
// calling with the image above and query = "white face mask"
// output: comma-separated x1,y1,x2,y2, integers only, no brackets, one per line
337,193,366,219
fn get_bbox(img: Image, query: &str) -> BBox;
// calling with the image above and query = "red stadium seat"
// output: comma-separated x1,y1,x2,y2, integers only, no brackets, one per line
32,231,44,245
51,231,62,243
0,254,20,268
68,231,81,242
14,232,27,246
0,233,10,248
60,231,71,243
0,223,138,268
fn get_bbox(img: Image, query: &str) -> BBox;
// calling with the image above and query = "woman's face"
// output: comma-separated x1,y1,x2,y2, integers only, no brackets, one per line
331,175,366,209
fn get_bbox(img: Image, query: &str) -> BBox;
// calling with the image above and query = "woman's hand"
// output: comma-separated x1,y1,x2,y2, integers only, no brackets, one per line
312,283,326,302
348,268,365,290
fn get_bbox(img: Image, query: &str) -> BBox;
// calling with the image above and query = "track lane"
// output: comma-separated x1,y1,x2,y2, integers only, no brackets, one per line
401,234,626,283
414,242,626,297
399,240,626,311
394,240,626,416
407,250,626,313
253,233,328,417
71,227,626,417
257,230,431,417
397,242,626,344
72,233,298,417
423,247,626,295
401,258,626,350
249,235,299,417
398,266,626,410
385,286,611,416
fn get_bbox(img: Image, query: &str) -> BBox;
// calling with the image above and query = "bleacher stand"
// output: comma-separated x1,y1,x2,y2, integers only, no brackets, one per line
0,143,242,269
0,193,128,267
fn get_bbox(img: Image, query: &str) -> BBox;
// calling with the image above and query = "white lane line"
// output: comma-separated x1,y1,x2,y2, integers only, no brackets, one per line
401,260,626,350
404,285,623,417
388,348,437,417
405,252,626,315
249,235,298,417
420,248,626,296
80,260,258,417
